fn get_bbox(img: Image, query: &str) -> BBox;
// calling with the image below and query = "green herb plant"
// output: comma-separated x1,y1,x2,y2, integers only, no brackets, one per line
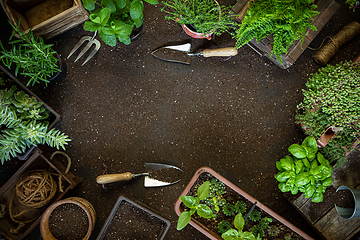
233,0,319,64
218,220,232,234
161,0,235,36
0,21,60,86
82,0,158,46
250,217,272,238
204,176,227,214
221,213,257,240
275,136,333,203
177,180,215,230
295,61,360,165
0,87,71,164
345,0,359,11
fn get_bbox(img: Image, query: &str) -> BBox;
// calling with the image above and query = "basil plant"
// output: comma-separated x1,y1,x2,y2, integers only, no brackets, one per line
275,136,333,203
221,213,257,240
177,181,215,230
82,0,158,46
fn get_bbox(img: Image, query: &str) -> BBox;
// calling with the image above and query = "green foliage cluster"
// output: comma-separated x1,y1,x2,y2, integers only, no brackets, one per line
0,87,71,164
82,0,158,46
177,181,215,230
221,213,257,240
161,0,235,36
275,136,333,203
250,217,272,238
233,0,318,64
178,176,284,239
295,61,360,165
345,0,359,11
267,225,280,237
0,21,60,86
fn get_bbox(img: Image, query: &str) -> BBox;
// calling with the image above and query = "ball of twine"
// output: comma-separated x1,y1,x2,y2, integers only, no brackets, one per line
16,170,57,209
314,22,360,66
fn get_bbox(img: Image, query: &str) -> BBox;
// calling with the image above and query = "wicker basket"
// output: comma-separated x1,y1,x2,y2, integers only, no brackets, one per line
40,197,96,240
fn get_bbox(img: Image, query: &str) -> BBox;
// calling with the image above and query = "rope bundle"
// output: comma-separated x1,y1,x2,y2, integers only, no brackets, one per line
314,22,360,66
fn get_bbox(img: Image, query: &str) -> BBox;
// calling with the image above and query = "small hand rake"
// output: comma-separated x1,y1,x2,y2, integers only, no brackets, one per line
67,30,101,66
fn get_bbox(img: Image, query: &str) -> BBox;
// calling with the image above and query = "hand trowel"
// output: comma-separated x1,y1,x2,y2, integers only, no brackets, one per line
151,43,238,64
96,163,183,187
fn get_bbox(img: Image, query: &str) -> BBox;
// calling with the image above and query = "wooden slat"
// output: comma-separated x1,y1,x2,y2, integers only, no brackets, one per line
314,208,340,233
321,213,360,240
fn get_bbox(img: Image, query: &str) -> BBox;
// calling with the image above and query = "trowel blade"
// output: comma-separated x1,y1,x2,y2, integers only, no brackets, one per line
144,163,183,187
151,43,192,64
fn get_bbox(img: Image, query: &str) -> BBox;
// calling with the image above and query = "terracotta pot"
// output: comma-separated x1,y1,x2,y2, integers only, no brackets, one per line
317,127,337,148
175,167,314,240
179,0,220,40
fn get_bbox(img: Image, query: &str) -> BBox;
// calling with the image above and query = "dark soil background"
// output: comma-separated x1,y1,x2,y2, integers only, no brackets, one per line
0,1,359,239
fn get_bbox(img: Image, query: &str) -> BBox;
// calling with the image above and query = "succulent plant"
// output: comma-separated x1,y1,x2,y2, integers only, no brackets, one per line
234,201,247,214
222,203,235,216
217,220,231,234
268,225,280,237
249,209,261,222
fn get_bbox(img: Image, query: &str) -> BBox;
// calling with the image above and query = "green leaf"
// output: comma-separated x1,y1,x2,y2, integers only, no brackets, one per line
312,192,324,203
301,158,311,169
114,0,127,8
316,185,327,193
295,172,310,186
99,30,117,46
280,156,294,171
304,184,315,198
144,0,158,4
295,159,304,174
197,204,214,218
276,161,284,171
288,144,307,158
130,0,143,20
234,213,245,232
317,152,330,166
101,26,116,35
322,176,333,186
275,171,291,182
197,181,210,200
82,0,95,10
278,182,291,192
99,7,112,26
133,17,143,28
101,0,117,12
89,13,101,24
302,136,318,154
179,196,199,208
177,211,191,230
221,229,240,240
310,159,318,169
241,231,256,240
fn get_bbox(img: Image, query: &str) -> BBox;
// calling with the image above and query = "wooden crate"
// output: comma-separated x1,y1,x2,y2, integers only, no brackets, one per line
284,158,360,240
0,148,82,240
232,0,340,69
0,0,89,40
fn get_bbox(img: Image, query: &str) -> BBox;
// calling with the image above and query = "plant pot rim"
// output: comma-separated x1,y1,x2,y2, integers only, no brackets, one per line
40,198,95,240
174,166,314,240
96,195,171,240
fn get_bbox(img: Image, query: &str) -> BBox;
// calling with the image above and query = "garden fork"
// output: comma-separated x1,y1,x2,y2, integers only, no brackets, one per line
67,30,101,66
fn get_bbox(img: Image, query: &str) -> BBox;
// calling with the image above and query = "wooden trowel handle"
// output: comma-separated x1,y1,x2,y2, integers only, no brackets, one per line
202,47,238,57
97,172,132,184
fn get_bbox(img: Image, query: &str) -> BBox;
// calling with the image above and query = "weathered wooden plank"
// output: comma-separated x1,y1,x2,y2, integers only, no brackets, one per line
314,207,340,233
321,213,360,240
293,192,311,209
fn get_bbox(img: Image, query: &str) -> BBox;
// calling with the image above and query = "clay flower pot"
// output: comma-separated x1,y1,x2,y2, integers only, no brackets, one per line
175,167,314,240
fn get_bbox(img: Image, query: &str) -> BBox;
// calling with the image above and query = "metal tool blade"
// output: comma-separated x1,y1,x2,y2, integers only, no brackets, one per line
151,43,192,64
144,163,183,187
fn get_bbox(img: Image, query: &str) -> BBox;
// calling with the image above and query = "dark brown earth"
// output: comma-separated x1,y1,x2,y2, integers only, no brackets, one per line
49,203,89,240
0,1,359,240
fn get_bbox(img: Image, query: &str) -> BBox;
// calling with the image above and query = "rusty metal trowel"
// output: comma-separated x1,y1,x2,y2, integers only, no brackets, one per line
96,163,183,187
151,43,238,64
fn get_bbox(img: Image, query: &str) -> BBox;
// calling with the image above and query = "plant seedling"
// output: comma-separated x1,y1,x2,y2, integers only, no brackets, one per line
221,213,257,240
177,181,215,230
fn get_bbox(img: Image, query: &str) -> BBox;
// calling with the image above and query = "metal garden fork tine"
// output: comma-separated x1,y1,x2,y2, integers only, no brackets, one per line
67,30,101,66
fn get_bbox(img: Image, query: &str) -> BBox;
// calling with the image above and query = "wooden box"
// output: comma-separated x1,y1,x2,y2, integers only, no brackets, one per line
0,148,82,240
0,0,89,40
232,0,340,69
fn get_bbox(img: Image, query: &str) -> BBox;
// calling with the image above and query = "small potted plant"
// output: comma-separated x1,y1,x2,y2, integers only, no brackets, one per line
0,84,71,164
295,61,360,165
275,136,333,203
81,0,158,46
0,21,63,86
175,167,314,239
232,0,319,64
161,0,235,39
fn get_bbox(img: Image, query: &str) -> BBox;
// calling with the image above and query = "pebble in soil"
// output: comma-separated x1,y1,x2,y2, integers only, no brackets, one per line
104,201,166,240
49,203,89,240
